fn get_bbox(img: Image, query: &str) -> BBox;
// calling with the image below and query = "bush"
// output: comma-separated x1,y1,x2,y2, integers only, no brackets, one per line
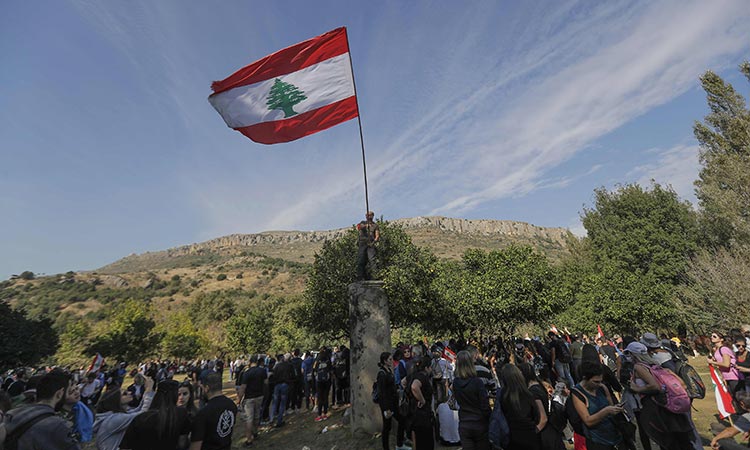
236,273,243,279
217,274,227,281
19,271,35,280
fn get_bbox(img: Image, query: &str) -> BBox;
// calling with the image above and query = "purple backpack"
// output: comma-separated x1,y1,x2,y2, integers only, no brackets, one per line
638,363,691,414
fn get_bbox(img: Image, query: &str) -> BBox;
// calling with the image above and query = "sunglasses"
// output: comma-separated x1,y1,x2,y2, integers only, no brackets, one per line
711,335,720,339
737,345,746,349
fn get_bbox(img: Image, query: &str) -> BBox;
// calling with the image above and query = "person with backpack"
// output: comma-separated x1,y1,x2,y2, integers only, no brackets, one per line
452,350,491,450
376,352,409,450
627,343,693,450
571,362,623,450
405,356,434,450
314,347,333,422
334,345,350,406
3,369,81,450
519,363,564,450
549,332,575,388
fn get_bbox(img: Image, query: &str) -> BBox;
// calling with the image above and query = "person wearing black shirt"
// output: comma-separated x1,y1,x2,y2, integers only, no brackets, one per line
408,356,434,450
376,352,406,450
237,355,267,446
290,349,304,412
190,373,237,450
270,355,295,427
453,350,491,450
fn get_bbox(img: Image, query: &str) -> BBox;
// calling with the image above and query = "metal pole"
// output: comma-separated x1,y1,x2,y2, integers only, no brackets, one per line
344,27,369,214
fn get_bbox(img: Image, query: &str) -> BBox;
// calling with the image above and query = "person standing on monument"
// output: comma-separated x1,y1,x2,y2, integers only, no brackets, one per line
356,211,380,280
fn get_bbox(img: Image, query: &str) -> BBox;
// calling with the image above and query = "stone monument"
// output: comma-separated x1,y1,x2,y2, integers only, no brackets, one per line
348,280,391,435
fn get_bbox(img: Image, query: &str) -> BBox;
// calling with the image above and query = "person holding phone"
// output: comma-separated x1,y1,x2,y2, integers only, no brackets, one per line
572,362,623,450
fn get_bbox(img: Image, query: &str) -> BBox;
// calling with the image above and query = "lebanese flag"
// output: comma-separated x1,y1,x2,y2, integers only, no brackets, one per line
709,365,736,418
208,27,358,144
88,353,105,373
597,324,605,340
442,348,456,365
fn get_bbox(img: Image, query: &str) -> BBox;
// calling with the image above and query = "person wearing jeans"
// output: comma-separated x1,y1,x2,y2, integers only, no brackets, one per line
270,382,289,427
269,354,295,427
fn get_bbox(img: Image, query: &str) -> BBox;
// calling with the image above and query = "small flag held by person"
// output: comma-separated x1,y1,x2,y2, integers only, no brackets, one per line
208,27,358,144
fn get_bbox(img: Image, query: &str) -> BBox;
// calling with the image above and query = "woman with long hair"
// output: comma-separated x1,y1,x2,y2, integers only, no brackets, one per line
376,351,406,450
176,380,198,420
571,362,623,450
452,350,491,450
93,375,155,450
627,344,693,450
119,379,190,450
408,355,434,450
519,363,564,450
708,332,740,395
499,363,543,450
735,337,750,394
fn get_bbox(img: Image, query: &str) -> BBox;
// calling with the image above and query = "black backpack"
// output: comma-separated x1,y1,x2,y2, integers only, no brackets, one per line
4,412,55,450
556,341,572,363
316,361,330,383
566,388,586,436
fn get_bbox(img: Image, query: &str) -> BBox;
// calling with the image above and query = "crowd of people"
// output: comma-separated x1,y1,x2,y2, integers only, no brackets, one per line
2,326,750,449
0,346,353,449
374,326,750,450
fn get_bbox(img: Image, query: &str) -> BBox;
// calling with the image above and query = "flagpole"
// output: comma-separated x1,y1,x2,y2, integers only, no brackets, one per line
344,27,370,214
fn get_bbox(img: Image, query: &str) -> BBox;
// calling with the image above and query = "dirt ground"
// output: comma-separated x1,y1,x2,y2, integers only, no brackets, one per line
220,356,743,450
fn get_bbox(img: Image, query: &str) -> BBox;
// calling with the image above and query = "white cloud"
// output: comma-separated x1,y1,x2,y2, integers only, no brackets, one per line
628,144,701,204
257,1,749,230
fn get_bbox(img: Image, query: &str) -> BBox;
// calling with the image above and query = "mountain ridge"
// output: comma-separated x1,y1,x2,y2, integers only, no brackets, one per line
98,216,570,274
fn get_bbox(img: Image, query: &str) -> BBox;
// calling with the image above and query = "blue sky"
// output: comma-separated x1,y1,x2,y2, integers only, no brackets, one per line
2,0,749,279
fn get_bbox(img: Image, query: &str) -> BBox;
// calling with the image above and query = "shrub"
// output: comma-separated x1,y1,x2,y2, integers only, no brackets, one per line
217,274,227,281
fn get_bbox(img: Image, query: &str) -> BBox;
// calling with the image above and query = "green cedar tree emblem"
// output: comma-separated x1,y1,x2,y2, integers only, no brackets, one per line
266,78,307,117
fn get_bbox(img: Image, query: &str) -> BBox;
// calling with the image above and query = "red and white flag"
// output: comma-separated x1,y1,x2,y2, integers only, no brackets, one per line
208,27,358,144
442,347,456,365
709,365,736,418
88,353,105,373
596,324,605,340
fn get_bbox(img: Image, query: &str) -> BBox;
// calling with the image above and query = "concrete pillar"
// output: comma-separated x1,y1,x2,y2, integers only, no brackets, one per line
348,280,391,435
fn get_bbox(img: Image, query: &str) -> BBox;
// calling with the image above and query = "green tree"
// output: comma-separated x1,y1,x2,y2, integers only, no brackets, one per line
694,62,750,247
19,271,35,280
266,79,307,117
0,300,58,368
442,246,561,339
582,183,698,284
225,303,274,354
560,183,699,334
300,221,447,340
158,312,208,359
88,299,161,363
55,320,92,366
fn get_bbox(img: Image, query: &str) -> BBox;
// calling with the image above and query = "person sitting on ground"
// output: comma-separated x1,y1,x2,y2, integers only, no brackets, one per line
93,374,155,450
3,368,82,450
710,390,750,449
189,372,237,450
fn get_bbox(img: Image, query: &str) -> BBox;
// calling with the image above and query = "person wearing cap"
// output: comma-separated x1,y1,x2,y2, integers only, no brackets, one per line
356,211,380,280
626,342,694,450
640,333,676,372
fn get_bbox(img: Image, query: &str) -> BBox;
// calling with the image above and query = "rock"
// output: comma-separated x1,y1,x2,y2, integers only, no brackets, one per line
99,275,128,288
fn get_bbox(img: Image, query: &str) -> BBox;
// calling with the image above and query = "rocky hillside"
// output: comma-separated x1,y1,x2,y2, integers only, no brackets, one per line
98,216,570,273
